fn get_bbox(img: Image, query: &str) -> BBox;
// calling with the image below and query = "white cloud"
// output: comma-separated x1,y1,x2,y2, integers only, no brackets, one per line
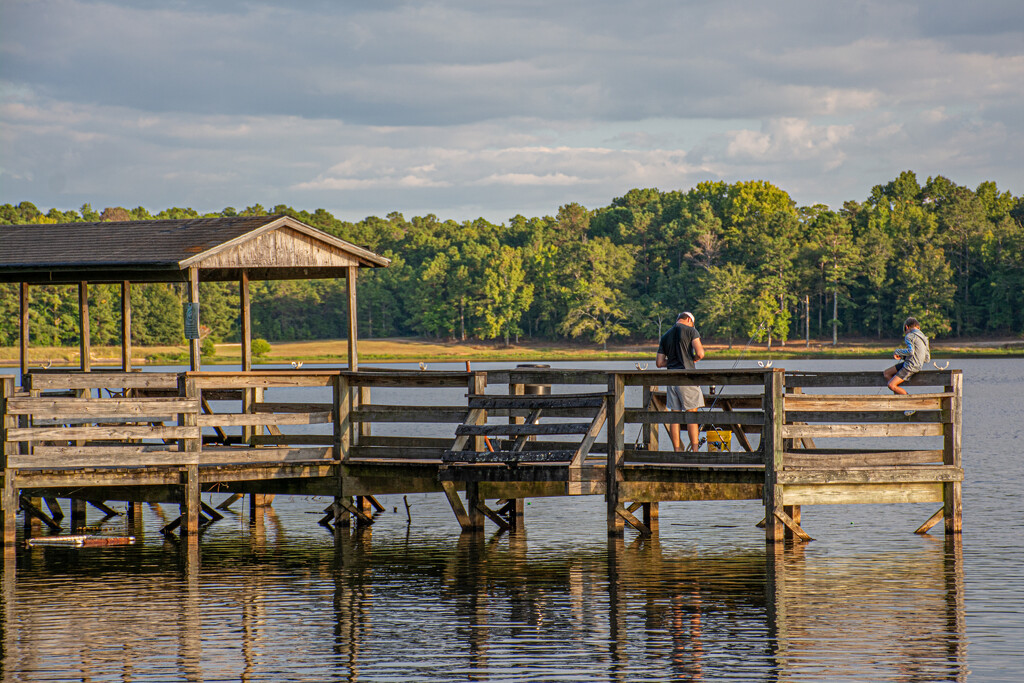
1,0,1021,220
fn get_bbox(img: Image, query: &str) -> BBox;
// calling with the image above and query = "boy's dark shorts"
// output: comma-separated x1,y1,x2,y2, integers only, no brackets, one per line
895,361,915,380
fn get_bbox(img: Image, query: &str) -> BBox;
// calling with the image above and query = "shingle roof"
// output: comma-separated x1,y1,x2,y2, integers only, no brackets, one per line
0,215,389,282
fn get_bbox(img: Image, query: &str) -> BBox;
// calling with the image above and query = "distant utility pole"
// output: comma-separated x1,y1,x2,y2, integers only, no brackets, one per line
805,294,810,348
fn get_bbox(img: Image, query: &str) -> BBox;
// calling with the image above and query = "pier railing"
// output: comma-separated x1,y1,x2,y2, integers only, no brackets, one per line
2,365,963,542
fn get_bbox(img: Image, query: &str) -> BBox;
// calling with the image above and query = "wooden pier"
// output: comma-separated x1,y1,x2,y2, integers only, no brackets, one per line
1,365,963,545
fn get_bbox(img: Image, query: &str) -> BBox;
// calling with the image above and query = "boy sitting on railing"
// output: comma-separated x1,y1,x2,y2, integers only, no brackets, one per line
884,317,931,406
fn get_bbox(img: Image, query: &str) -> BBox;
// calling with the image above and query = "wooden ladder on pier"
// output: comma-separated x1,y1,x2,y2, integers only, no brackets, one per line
442,391,608,482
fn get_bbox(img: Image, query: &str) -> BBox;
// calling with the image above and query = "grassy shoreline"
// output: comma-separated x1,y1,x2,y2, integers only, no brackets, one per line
3,336,1023,367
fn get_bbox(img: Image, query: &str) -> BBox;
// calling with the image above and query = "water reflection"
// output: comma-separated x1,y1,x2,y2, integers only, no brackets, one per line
1,522,968,682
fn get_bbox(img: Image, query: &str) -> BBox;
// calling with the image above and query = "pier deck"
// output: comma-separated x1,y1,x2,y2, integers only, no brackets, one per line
1,367,963,544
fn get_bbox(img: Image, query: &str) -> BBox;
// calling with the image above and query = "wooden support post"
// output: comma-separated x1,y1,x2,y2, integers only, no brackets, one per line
126,501,143,529
465,482,484,532
469,372,487,453
240,271,253,442
763,369,786,543
200,502,224,522
616,504,651,537
20,496,61,531
333,497,352,529
70,498,87,532
178,374,200,536
346,266,358,371
44,497,64,521
187,266,201,372
783,505,801,539
0,377,15,546
78,281,91,372
358,386,371,441
1,471,17,546
510,498,524,532
944,371,963,535
216,493,243,511
334,374,351,527
642,502,659,534
915,507,945,535
607,373,625,536
240,271,252,372
642,385,658,451
19,283,29,387
441,481,471,531
121,281,132,372
88,500,119,517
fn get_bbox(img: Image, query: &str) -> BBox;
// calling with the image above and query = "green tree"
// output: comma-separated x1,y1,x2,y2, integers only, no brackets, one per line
698,263,755,348
476,246,534,345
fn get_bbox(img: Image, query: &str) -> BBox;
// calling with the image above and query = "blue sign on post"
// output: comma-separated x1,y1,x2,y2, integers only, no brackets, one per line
183,302,200,340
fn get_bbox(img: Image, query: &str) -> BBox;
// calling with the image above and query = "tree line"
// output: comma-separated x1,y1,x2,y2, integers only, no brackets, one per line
2,170,1022,350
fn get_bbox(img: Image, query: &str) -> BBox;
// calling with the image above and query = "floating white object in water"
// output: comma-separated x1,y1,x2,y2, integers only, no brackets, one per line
26,535,136,548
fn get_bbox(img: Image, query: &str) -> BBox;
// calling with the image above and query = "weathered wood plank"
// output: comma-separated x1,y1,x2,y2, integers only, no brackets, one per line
783,449,944,467
781,482,944,505
351,405,469,422
779,423,944,438
345,372,471,388
198,447,332,464
621,370,771,387
190,373,335,389
455,422,592,437
26,372,180,390
251,434,335,446
10,451,199,468
443,450,577,463
8,425,200,441
467,394,607,410
624,410,765,425
783,394,950,411
349,445,448,460
786,410,945,423
623,449,763,465
357,435,452,448
7,397,199,418
254,402,333,413
784,370,954,388
775,466,963,485
197,411,332,427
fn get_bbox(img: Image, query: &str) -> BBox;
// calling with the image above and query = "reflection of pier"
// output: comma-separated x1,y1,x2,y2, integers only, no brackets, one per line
0,525,968,681
2,367,962,545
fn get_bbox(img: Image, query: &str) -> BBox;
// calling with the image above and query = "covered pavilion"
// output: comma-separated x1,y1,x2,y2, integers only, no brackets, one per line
0,214,390,384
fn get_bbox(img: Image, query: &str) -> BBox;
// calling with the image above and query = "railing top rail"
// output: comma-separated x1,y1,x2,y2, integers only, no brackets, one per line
344,371,473,388
26,371,180,390
784,369,960,388
188,370,340,376
615,369,773,387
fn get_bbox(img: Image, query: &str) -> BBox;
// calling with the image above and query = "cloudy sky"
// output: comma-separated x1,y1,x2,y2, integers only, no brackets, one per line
2,0,1022,223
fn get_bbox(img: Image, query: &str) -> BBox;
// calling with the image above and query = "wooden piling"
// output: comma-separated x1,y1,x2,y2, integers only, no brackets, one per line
763,369,786,543
606,373,625,536
944,371,963,534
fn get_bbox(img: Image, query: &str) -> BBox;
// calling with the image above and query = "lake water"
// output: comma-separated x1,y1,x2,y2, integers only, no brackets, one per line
2,358,1022,681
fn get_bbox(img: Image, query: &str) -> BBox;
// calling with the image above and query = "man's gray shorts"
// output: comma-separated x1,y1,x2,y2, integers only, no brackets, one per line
666,385,705,411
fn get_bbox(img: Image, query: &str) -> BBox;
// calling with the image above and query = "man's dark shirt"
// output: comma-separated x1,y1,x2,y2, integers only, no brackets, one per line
658,323,700,369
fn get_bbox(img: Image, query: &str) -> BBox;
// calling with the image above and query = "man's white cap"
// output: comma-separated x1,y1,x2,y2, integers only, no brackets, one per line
679,311,695,323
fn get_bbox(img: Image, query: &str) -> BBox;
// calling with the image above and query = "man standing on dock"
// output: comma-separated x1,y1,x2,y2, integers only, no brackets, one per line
656,311,706,451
